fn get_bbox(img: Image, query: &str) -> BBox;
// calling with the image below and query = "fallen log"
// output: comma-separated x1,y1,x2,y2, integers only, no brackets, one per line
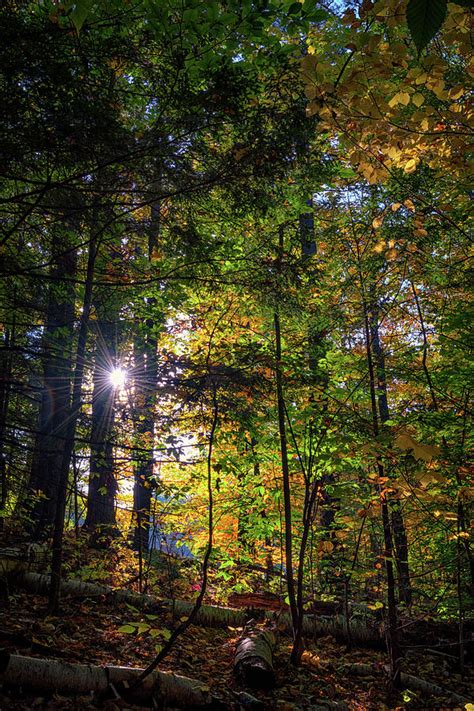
0,544,49,575
344,662,471,705
0,650,223,708
270,610,382,647
234,624,277,690
13,572,247,629
0,630,83,662
228,592,287,611
13,572,383,646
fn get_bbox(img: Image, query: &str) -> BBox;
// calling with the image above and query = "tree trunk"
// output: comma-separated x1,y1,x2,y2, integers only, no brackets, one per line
29,232,77,536
0,301,16,530
369,298,412,606
48,224,98,613
84,313,118,538
132,336,156,554
274,297,299,661
132,200,160,554
0,651,220,708
363,302,401,687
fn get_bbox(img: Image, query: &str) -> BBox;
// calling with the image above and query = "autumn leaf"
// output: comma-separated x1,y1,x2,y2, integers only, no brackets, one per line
394,431,440,462
411,93,425,107
404,158,418,173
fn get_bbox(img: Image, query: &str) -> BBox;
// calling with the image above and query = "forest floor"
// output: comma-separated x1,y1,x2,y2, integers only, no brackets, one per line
0,587,472,710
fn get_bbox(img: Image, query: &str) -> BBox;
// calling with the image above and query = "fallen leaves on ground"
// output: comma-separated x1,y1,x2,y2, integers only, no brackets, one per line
0,591,472,709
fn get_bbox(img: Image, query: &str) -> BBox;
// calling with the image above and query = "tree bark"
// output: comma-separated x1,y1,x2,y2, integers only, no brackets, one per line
369,298,411,606
132,199,160,554
363,302,401,687
234,625,277,689
344,662,471,705
0,299,15,531
48,224,98,613
84,311,118,537
29,230,77,535
0,651,220,708
274,225,299,662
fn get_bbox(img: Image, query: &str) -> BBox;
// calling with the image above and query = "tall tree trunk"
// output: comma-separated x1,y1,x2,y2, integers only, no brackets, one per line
273,225,299,661
29,232,77,537
369,299,412,606
48,224,98,613
132,200,160,553
237,437,260,557
363,303,401,687
84,313,118,538
132,335,156,554
0,299,16,530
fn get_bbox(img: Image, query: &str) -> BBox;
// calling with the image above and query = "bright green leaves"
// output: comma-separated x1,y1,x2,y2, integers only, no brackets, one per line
118,618,172,639
117,624,137,634
406,0,447,54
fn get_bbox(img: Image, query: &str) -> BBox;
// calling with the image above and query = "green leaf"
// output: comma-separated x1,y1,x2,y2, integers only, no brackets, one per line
406,0,447,54
135,622,151,634
70,0,93,33
118,624,136,634
288,2,302,14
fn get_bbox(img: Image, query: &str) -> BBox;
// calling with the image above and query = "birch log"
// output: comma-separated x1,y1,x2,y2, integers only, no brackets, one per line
14,572,247,628
0,650,223,708
14,572,382,645
0,544,49,575
344,662,471,705
234,625,277,689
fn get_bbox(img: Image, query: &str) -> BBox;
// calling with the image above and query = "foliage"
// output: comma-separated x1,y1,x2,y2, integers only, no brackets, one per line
0,0,472,688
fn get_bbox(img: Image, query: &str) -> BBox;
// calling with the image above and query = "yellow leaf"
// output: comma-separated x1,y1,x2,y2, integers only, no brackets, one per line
391,202,401,212
404,158,418,173
372,215,384,229
374,240,385,253
394,432,440,462
321,540,334,553
411,93,425,107
388,91,410,108
404,198,415,211
449,86,465,101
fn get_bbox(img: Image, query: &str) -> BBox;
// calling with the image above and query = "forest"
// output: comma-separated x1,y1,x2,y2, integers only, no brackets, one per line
0,0,472,708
